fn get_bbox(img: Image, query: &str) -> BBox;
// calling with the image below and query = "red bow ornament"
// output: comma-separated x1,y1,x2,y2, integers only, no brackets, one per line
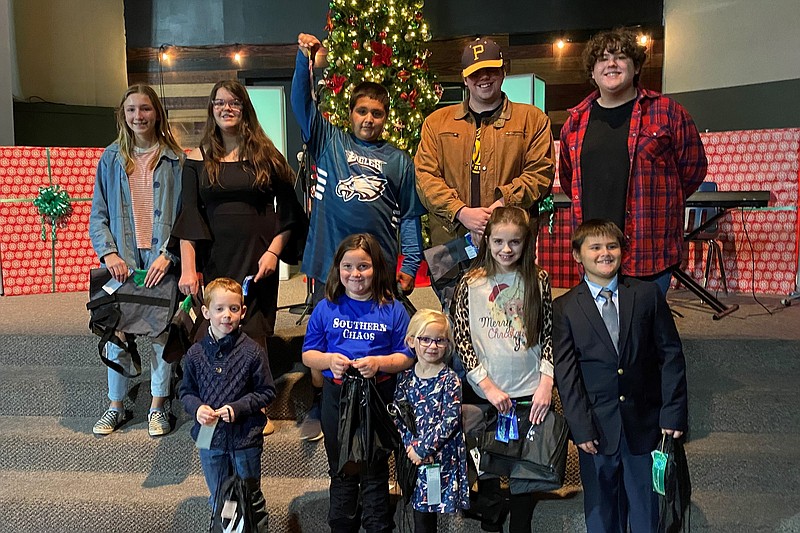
325,74,347,95
371,41,393,67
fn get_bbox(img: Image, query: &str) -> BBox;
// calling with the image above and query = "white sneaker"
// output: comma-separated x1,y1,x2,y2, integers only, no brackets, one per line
148,410,171,437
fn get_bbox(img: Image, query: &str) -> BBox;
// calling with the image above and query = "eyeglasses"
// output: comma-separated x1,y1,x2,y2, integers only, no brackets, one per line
416,336,449,348
211,99,244,110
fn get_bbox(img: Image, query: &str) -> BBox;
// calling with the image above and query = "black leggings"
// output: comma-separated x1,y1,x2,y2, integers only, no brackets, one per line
478,478,537,533
413,510,438,533
321,377,396,533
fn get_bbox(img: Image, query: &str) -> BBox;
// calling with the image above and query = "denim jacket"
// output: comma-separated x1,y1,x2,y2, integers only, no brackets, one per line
89,143,182,267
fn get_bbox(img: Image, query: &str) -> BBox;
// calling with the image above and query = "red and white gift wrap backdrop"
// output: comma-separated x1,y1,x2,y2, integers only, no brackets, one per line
538,129,800,294
0,147,102,296
690,129,798,295
1,130,799,296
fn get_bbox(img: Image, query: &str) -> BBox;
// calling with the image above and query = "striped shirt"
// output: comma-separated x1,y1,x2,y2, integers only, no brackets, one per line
129,148,158,250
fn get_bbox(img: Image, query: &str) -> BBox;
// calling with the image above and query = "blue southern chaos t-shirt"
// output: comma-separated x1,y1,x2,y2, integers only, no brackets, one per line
302,295,414,379
291,51,426,282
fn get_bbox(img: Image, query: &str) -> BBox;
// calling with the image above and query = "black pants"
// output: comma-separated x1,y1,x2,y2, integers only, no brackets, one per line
321,377,396,533
477,478,537,533
412,510,438,533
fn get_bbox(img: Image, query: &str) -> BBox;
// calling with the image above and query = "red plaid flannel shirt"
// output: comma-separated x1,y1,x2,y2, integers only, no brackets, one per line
559,88,707,277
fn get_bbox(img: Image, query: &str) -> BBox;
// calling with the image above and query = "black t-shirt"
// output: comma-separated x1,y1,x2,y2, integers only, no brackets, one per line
579,99,635,231
469,104,502,207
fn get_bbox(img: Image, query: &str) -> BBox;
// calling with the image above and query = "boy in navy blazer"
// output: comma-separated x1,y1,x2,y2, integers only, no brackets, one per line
553,219,688,533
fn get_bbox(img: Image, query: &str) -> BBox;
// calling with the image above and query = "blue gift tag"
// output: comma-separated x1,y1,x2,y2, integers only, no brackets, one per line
425,464,441,506
242,275,255,297
496,412,510,443
465,234,478,259
508,402,519,440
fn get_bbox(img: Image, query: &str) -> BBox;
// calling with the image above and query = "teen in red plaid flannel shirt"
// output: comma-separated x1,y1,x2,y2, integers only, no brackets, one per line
559,28,707,291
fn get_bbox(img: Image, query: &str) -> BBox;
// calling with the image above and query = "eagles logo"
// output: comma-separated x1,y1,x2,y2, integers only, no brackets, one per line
336,175,387,202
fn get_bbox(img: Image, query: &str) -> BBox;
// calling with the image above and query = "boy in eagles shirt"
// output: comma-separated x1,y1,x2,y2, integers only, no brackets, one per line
291,32,425,441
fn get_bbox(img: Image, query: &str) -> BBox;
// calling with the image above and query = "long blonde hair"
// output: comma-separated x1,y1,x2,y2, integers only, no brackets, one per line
463,207,543,348
200,80,294,188
114,85,182,176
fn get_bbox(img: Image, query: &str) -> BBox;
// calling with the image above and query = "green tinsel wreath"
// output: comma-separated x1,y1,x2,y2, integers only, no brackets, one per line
33,185,73,242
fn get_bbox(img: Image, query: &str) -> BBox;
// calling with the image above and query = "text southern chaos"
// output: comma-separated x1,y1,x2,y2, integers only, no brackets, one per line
332,317,389,341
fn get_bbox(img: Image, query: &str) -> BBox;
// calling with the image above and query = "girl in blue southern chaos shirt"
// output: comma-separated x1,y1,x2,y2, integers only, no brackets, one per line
302,233,415,533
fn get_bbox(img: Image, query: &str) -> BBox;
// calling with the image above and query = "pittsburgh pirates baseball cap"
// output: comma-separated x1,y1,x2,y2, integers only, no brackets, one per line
462,37,504,77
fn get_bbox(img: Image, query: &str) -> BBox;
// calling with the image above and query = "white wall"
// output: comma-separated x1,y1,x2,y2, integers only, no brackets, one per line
12,0,127,107
0,0,14,144
663,0,800,94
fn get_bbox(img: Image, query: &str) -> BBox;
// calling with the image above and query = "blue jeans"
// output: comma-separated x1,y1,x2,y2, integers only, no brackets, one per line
106,248,173,402
199,446,269,532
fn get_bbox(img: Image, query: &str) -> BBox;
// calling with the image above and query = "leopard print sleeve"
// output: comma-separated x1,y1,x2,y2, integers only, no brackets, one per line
538,268,555,377
452,277,479,372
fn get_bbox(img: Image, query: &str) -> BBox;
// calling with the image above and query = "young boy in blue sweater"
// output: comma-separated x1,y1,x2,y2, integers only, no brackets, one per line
180,277,276,531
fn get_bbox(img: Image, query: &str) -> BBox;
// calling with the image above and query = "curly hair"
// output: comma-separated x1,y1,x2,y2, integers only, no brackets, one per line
583,28,647,87
200,80,294,188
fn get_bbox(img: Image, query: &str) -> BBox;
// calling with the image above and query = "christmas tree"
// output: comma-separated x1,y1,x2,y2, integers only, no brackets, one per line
319,0,441,155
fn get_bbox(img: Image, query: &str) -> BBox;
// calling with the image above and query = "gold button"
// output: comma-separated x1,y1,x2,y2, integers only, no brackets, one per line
215,367,222,373
619,395,626,402
617,368,624,375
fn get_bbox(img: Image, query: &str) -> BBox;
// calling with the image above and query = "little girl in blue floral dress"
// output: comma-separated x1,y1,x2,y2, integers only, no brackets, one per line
394,309,469,533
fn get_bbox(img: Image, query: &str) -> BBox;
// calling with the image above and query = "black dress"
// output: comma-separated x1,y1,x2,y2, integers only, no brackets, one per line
172,159,306,345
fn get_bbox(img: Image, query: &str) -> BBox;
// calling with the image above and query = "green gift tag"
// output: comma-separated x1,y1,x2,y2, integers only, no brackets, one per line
132,269,148,287
651,449,668,495
179,295,193,313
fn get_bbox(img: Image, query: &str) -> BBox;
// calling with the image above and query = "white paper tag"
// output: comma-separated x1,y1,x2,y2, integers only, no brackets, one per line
221,499,237,520
189,307,197,322
102,277,123,295
195,417,218,449
469,446,484,476
425,464,441,506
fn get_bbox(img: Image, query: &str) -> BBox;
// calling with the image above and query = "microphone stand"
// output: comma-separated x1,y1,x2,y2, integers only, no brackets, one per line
277,143,315,325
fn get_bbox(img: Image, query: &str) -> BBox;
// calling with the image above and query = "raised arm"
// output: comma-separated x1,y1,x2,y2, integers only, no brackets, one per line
291,33,321,142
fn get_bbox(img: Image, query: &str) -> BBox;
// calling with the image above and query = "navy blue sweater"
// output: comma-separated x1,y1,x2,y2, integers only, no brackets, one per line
180,330,276,450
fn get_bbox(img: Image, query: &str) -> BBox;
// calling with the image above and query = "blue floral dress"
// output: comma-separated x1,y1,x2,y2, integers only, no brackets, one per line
393,366,470,513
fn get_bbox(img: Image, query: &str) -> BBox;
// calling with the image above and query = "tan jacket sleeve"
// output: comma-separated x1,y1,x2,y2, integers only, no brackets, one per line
495,111,555,208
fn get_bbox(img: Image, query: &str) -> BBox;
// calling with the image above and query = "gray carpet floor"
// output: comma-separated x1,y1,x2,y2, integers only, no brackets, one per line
0,274,799,532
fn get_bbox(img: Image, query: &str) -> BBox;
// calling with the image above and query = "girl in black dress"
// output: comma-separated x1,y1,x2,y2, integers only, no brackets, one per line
174,80,305,349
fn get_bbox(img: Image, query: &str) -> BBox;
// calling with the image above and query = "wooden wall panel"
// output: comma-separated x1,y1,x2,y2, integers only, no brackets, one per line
126,34,664,148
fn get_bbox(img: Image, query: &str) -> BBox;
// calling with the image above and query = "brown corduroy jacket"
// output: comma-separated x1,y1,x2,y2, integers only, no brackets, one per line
414,95,555,246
